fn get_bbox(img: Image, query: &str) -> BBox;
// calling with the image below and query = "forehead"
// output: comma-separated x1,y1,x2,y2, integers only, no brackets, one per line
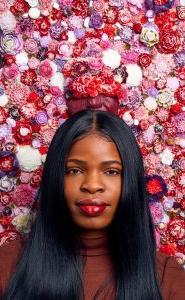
66,133,121,161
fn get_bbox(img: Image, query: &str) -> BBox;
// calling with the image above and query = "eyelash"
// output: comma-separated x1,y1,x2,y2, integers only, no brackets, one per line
65,168,121,176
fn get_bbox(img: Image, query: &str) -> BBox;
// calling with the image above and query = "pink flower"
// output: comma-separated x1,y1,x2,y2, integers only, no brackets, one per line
6,82,30,108
39,60,54,79
2,64,19,80
0,0,8,14
150,203,164,225
12,184,35,207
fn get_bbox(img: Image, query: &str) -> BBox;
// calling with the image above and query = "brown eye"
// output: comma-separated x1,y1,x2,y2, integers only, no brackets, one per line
105,169,120,176
65,168,82,175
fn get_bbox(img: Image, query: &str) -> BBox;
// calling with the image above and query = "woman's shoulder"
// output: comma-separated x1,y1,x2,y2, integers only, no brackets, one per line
156,251,185,300
0,237,25,295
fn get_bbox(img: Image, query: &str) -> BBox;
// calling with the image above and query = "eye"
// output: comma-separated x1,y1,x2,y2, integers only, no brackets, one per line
105,169,121,176
65,167,82,175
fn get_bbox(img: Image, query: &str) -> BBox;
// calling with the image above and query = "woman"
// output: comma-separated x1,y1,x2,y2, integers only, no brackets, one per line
1,106,185,300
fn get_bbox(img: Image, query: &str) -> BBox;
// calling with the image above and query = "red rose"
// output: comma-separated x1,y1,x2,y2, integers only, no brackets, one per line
10,0,29,16
158,30,181,54
21,69,37,86
4,55,15,65
35,17,50,36
72,0,88,18
138,53,152,68
174,86,185,105
13,121,32,144
0,155,14,172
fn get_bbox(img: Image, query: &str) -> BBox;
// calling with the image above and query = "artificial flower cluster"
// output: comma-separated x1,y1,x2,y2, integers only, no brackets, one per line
0,0,184,266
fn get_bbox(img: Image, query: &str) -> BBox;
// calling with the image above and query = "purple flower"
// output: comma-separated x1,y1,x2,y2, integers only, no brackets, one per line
0,151,19,178
89,14,103,29
173,51,185,67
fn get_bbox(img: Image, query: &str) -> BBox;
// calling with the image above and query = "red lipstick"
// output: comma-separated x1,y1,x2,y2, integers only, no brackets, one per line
76,199,109,216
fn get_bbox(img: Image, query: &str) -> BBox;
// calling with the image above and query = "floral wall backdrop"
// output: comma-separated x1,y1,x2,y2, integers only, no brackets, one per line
0,0,185,266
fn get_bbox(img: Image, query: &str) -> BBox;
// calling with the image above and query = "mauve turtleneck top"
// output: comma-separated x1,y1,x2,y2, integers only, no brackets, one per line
0,235,185,299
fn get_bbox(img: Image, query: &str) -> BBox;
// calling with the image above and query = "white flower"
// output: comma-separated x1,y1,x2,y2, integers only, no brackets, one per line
16,51,29,66
160,148,174,165
122,111,134,126
0,11,16,31
144,97,158,111
0,176,15,192
166,77,180,91
102,49,121,69
140,24,159,47
156,89,174,108
12,213,33,234
28,7,41,19
126,64,142,87
175,137,185,148
50,72,65,91
67,31,77,44
0,94,9,107
16,145,42,172
26,0,39,7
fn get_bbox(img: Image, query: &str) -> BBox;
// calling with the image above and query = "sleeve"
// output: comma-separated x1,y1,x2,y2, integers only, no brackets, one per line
166,257,185,300
158,252,185,300
0,239,24,296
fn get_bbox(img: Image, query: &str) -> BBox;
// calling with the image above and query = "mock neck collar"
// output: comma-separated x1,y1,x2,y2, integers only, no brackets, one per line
79,233,110,256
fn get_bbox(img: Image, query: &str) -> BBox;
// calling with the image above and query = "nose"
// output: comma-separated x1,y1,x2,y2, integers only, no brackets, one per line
80,172,105,194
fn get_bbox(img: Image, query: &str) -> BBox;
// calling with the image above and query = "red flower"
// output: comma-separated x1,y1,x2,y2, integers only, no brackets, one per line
72,0,88,18
21,69,37,86
158,30,181,54
133,23,142,34
13,121,32,144
138,53,152,68
10,0,29,16
0,107,7,124
174,86,185,105
159,244,176,256
168,217,185,242
4,55,15,65
175,66,185,80
103,7,118,24
35,17,50,36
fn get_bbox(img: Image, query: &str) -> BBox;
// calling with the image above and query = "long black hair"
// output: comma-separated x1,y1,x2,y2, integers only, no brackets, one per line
3,110,162,300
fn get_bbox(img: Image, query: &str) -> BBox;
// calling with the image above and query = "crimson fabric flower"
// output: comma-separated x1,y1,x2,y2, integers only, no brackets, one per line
158,30,181,54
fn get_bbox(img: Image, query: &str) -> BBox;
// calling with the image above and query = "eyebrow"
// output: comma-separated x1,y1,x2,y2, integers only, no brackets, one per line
66,159,122,166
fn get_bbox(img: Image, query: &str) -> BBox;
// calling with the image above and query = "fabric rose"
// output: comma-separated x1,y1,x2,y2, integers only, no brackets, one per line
158,30,181,54
2,64,19,80
0,151,19,178
0,176,15,192
140,24,159,47
0,33,23,55
39,60,54,79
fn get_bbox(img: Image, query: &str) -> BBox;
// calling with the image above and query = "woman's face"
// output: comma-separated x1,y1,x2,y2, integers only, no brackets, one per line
64,133,122,237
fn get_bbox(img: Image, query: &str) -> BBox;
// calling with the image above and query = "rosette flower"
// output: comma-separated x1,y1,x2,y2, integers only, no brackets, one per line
0,33,23,55
0,151,20,178
146,175,168,201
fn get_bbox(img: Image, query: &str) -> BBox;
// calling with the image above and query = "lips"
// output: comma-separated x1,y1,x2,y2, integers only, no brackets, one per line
76,199,110,216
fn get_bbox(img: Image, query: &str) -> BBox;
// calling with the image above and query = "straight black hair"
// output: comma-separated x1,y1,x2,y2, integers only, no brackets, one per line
3,110,162,300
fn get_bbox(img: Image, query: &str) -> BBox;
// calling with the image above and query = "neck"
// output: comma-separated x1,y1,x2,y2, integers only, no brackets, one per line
77,228,109,239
